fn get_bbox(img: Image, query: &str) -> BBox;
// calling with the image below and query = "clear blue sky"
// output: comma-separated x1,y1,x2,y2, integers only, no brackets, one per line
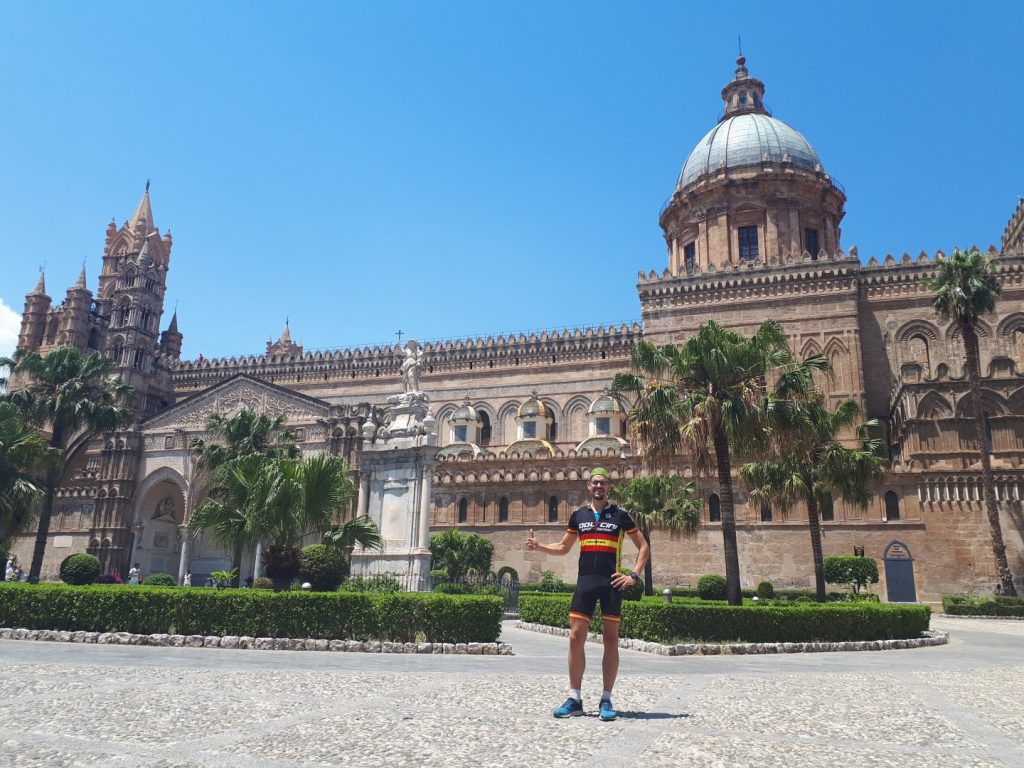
1,1,1021,361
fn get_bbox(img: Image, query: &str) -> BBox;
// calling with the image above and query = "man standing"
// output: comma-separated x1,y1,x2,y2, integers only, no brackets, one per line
525,467,649,721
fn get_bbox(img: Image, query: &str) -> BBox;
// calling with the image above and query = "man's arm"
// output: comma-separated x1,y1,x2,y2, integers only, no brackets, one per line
525,528,576,556
610,528,650,590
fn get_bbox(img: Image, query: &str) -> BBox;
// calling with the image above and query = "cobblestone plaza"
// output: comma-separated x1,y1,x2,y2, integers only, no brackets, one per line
2,616,1022,767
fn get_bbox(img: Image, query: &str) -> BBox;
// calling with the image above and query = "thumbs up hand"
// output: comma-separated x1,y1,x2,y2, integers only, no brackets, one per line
525,529,538,551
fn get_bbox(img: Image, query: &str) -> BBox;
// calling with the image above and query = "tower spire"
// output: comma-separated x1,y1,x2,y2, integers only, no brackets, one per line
128,181,156,233
33,268,47,295
74,264,87,289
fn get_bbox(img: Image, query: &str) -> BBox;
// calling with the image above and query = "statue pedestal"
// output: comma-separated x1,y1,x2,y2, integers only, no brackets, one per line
351,392,438,591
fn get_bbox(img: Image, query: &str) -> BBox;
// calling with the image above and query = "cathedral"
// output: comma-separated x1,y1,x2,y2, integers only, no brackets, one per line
9,58,1024,603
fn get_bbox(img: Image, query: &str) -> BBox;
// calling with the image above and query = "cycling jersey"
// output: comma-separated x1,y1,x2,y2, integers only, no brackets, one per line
566,504,637,578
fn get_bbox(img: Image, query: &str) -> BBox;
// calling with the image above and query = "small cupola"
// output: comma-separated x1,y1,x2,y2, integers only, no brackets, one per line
720,56,768,120
506,391,555,455
575,392,628,454
438,398,484,459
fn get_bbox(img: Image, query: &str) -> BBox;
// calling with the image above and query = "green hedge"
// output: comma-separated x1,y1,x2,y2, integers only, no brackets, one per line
943,595,1024,617
520,593,930,643
0,583,502,642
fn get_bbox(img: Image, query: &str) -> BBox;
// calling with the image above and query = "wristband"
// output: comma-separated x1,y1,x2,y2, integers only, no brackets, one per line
629,571,639,581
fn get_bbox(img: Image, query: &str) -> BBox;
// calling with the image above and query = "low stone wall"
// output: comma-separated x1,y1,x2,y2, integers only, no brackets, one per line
938,613,1024,621
0,627,511,655
517,621,947,655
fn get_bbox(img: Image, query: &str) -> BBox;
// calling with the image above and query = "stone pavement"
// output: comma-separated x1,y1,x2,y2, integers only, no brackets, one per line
1,615,1022,768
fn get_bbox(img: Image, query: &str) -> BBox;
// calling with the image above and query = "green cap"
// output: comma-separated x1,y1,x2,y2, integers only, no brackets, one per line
590,467,610,479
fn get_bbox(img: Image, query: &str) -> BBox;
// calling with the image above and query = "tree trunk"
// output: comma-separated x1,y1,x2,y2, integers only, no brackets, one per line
641,524,654,596
231,545,243,588
713,419,742,606
806,491,827,602
29,425,65,583
962,323,1016,596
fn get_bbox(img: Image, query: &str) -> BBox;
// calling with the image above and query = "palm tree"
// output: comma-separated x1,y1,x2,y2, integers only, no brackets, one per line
189,410,301,584
609,474,701,595
0,347,134,581
189,453,378,591
741,399,887,601
922,247,1015,595
0,402,58,540
612,320,826,605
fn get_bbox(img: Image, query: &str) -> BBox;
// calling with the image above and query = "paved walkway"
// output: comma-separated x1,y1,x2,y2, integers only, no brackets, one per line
1,616,1021,767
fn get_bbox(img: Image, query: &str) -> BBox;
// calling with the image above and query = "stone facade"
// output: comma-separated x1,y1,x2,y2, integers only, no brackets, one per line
8,59,1023,603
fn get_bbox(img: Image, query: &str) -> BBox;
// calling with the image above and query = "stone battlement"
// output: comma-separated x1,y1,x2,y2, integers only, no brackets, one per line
170,322,643,390
1003,198,1024,255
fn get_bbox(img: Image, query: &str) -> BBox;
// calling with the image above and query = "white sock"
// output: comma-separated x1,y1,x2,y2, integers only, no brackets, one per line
601,690,612,702
569,688,581,701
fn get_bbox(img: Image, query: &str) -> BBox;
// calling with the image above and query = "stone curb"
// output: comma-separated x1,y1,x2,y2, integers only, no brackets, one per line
516,621,948,655
0,628,512,655
938,613,1024,621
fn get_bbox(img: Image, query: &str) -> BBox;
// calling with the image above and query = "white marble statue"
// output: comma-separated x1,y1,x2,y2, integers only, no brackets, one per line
401,340,423,394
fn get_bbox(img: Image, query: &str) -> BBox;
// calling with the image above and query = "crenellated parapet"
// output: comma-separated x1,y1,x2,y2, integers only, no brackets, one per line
170,322,643,392
1002,197,1024,256
638,249,860,309
857,246,1024,299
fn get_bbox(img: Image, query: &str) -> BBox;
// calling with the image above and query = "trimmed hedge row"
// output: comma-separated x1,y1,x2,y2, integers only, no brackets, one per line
520,593,930,643
0,583,502,642
943,595,1024,617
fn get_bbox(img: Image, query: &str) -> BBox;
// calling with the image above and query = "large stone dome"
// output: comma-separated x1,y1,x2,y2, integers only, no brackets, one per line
677,113,821,190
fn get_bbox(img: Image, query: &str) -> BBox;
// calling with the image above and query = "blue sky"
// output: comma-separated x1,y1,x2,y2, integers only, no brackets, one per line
1,1,1021,361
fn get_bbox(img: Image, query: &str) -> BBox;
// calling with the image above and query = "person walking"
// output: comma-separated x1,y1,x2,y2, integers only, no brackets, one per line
525,467,649,721
128,563,141,584
183,570,192,587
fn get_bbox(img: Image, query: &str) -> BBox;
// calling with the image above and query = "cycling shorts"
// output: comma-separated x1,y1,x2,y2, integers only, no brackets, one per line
569,573,623,623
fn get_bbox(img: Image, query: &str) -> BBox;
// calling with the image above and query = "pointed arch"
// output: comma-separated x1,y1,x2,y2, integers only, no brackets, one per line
496,400,521,446
954,389,1007,417
916,391,954,419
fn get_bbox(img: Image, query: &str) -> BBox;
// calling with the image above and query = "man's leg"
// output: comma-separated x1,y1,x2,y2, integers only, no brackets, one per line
600,617,620,693
568,616,590,689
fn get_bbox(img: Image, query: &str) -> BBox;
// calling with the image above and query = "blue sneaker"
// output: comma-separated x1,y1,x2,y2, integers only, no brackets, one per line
553,697,584,718
599,698,618,721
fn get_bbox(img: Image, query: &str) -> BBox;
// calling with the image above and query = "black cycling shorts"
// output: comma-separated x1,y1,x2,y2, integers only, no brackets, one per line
569,573,623,623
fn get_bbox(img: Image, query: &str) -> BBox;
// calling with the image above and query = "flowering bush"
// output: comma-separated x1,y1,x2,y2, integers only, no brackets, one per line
97,571,123,584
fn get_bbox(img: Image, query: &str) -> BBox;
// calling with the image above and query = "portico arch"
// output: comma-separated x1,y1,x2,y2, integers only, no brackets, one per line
133,468,187,580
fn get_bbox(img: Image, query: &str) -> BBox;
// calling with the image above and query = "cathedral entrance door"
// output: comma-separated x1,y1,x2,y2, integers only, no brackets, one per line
883,541,917,603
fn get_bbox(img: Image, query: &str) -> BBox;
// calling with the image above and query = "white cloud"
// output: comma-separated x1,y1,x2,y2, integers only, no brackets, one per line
0,298,22,360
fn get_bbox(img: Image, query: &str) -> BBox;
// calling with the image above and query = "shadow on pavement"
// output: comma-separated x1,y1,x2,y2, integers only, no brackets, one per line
618,711,689,720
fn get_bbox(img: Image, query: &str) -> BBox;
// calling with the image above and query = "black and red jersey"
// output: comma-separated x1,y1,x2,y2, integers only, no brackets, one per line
567,503,637,577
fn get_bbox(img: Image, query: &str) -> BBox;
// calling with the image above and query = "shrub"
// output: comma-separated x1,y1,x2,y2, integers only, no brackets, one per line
340,575,403,593
142,573,177,587
823,556,879,596
97,571,122,584
520,593,931,643
756,581,775,599
496,566,519,582
252,577,274,590
59,554,101,586
299,544,349,591
621,570,643,602
429,568,449,583
943,595,1024,617
0,582,503,642
429,529,494,580
536,570,574,593
697,574,727,601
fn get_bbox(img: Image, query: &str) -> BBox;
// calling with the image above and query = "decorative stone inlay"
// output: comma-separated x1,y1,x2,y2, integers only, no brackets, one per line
0,628,512,654
516,621,948,655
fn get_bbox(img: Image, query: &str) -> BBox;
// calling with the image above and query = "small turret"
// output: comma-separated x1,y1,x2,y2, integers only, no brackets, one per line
160,310,183,360
17,270,52,351
57,265,94,348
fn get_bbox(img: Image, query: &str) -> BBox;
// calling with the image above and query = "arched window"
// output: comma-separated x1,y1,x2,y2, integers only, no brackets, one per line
760,502,773,522
548,496,559,523
884,491,900,521
821,501,835,522
983,412,994,454
458,498,468,524
116,300,130,327
498,497,509,523
708,494,721,523
479,411,492,447
549,416,558,442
